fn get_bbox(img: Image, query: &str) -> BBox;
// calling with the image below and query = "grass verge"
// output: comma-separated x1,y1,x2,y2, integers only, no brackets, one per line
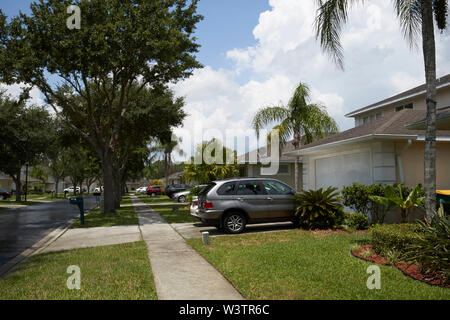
71,204,138,228
150,205,197,224
187,230,450,300
0,241,156,300
139,195,175,204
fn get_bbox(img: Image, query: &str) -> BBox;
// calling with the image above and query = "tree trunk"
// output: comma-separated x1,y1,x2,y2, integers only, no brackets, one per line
54,177,59,198
293,130,301,191
13,172,21,202
165,152,170,186
102,152,116,215
421,1,437,221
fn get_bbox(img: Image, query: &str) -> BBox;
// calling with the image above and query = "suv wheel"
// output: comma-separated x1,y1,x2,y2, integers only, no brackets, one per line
223,212,246,234
178,195,186,203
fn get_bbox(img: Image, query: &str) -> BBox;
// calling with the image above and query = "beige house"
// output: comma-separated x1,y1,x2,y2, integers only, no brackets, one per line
237,141,302,189
285,74,450,193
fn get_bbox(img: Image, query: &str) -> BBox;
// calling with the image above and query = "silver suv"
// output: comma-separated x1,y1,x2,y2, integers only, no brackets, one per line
190,178,297,234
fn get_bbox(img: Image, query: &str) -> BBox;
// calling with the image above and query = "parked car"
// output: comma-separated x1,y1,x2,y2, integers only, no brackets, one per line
173,184,208,203
0,189,11,200
147,185,164,196
165,184,188,198
190,178,297,234
63,186,81,193
135,186,147,194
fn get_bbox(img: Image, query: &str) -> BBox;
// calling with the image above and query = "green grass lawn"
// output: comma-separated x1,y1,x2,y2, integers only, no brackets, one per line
187,230,450,300
71,203,138,228
138,195,175,204
150,204,197,224
0,241,157,300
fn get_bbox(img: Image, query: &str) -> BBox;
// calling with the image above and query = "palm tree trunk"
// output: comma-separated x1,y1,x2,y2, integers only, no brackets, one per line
293,130,301,191
421,1,437,221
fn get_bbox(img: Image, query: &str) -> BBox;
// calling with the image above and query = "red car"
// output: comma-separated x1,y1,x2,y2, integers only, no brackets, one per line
146,185,165,196
0,189,11,200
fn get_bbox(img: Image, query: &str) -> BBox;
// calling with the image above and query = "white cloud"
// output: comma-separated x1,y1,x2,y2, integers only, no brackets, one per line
174,0,450,159
0,82,45,107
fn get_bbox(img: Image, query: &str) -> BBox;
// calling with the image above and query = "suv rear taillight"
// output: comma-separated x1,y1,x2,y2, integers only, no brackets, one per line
193,201,198,206
203,201,214,209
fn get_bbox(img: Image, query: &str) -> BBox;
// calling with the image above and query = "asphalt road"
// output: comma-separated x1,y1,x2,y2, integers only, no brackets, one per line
0,197,97,268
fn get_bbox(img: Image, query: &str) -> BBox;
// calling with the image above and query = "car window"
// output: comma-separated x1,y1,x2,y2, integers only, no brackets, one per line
236,181,264,195
217,182,236,195
263,180,292,195
199,183,216,196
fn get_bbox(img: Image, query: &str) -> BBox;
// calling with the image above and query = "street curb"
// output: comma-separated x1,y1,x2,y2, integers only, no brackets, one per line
0,202,99,279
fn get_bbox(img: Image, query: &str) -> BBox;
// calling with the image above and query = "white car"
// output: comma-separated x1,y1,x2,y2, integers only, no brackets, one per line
64,186,81,193
94,186,103,193
135,186,148,194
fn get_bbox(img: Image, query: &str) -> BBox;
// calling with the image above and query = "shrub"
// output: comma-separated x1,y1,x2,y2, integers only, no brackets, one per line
341,183,387,224
370,184,425,223
370,223,421,255
343,212,369,230
294,187,344,230
402,215,450,279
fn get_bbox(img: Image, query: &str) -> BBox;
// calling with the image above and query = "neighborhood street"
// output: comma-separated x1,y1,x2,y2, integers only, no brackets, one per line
0,197,97,270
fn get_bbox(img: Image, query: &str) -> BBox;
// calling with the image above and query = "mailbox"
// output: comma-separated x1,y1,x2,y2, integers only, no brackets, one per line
69,196,85,225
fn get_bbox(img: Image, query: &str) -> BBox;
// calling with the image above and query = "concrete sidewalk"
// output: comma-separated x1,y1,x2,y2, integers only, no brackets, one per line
42,225,141,253
132,195,243,300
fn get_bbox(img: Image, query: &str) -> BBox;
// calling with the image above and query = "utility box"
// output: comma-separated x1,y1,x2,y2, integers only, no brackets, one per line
69,196,85,225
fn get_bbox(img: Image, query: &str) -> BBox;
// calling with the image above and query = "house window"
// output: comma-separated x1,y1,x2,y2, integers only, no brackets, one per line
375,112,382,120
404,103,413,109
363,116,369,124
395,103,413,112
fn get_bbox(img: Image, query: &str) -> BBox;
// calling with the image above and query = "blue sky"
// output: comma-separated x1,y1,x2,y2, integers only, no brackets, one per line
1,0,270,73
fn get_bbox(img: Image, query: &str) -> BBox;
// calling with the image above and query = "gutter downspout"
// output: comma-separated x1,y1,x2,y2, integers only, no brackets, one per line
397,139,412,184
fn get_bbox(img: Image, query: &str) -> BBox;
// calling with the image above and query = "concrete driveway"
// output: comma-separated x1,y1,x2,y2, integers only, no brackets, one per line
172,221,295,239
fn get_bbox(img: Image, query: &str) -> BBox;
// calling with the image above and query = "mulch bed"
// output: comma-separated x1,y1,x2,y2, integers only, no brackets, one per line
351,245,449,288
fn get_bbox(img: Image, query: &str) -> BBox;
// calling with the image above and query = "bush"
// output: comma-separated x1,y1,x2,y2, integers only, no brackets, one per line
341,183,387,224
343,212,369,230
370,223,421,255
402,215,450,279
294,187,344,230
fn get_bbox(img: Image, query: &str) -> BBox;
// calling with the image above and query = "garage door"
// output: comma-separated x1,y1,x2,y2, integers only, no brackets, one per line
315,151,371,190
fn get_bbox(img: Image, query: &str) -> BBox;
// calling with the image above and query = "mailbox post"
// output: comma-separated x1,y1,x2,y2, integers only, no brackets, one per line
69,196,85,225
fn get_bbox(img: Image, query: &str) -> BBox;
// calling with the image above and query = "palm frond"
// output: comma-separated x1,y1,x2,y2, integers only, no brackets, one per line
314,0,362,70
252,106,290,139
300,103,339,144
433,0,448,30
394,0,422,49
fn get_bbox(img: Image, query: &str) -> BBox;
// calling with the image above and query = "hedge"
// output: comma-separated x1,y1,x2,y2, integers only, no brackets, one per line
370,223,421,255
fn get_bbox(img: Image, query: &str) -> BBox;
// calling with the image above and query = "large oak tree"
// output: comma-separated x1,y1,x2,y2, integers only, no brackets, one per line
0,0,202,213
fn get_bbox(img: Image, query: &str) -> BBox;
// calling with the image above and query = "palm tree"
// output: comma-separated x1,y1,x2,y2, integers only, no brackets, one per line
252,82,339,190
314,0,448,220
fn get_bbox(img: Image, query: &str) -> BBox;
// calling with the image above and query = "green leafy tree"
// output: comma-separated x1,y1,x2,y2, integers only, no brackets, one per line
30,165,47,192
0,0,202,214
0,91,52,201
252,82,338,190
369,184,425,223
183,139,240,184
314,0,448,220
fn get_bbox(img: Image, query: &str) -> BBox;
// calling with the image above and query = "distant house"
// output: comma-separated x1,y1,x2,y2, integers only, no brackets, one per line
237,141,302,189
285,74,450,192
